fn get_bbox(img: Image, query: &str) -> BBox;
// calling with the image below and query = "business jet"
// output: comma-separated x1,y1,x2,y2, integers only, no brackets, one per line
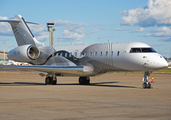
0,15,168,89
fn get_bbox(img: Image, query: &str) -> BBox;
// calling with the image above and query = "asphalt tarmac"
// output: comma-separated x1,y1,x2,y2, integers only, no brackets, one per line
0,72,170,120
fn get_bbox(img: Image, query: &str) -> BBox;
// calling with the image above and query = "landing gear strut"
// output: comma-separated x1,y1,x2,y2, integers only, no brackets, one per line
79,77,90,85
45,76,57,85
142,72,152,89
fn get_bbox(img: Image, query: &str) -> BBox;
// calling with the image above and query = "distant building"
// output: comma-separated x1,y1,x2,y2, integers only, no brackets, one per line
0,51,8,61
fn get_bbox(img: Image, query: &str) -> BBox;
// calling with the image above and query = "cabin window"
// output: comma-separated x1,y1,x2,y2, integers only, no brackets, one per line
85,52,87,57
56,53,60,57
95,52,97,56
141,48,156,52
80,52,83,57
100,52,102,56
117,51,120,56
65,53,68,57
90,52,92,57
75,52,77,57
106,51,108,56
111,51,113,56
60,53,63,57
69,52,72,57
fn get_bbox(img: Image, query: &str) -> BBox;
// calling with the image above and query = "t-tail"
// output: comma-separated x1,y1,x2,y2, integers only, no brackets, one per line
0,15,44,47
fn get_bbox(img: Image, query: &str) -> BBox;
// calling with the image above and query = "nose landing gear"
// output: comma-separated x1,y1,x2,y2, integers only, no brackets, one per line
142,82,151,89
142,72,152,89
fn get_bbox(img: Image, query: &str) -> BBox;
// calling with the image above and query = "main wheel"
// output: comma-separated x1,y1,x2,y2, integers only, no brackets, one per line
52,80,57,85
79,77,90,85
142,82,147,89
45,76,52,85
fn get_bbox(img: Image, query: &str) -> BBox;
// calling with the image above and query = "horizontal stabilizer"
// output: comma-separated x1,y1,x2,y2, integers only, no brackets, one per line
26,21,39,25
0,19,39,25
0,19,20,23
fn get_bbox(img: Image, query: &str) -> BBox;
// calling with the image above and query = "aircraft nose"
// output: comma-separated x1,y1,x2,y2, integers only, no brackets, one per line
146,55,168,70
158,57,168,69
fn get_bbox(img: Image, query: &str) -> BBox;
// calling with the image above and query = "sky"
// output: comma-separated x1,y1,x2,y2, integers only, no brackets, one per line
0,0,171,57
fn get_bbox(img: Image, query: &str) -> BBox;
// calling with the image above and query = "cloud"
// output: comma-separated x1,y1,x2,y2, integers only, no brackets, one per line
144,26,171,37
72,41,85,45
54,20,91,28
28,24,48,41
97,35,103,39
53,20,90,41
0,38,10,41
112,28,128,31
159,37,171,42
0,16,110,42
91,28,109,34
149,43,163,46
0,16,13,36
130,27,145,32
56,29,86,41
144,26,171,42
120,0,171,27
53,20,111,41
90,27,128,34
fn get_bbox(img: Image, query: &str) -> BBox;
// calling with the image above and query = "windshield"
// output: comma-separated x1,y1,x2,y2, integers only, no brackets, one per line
130,48,156,53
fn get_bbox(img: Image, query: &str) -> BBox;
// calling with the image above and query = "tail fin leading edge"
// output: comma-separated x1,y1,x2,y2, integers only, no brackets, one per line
0,15,44,47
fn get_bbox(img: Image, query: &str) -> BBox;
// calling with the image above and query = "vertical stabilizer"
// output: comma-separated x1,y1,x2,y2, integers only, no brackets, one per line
0,15,44,47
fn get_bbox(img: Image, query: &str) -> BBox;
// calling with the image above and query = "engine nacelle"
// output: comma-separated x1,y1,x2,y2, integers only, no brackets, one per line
7,44,40,62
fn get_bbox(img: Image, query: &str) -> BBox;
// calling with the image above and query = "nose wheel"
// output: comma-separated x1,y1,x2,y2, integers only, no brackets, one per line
142,82,151,89
142,72,152,89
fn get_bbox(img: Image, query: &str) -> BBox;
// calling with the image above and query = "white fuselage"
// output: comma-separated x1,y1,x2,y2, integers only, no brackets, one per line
43,42,168,76
7,42,168,76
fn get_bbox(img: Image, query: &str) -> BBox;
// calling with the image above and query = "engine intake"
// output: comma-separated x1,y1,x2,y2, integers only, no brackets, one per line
27,45,40,60
7,44,40,62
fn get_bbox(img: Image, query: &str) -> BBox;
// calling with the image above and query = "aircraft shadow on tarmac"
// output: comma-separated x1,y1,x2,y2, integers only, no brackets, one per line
0,82,45,86
0,81,137,88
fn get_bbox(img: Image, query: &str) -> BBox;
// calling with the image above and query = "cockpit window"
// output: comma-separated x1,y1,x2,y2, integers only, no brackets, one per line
130,48,156,53
141,48,156,52
130,48,141,53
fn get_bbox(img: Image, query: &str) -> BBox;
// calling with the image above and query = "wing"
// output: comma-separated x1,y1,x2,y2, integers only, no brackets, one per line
0,65,93,76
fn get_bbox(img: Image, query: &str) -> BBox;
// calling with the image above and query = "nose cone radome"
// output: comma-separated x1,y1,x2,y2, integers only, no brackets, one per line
154,56,168,70
159,59,168,68
145,54,168,71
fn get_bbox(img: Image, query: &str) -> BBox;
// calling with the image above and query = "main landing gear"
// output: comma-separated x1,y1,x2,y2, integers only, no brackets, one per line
79,77,90,85
142,72,152,89
45,76,90,85
45,76,57,85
